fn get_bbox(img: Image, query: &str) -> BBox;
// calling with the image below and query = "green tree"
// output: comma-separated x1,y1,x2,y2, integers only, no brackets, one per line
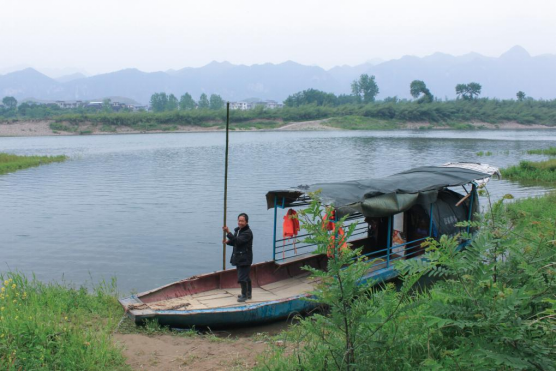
150,92,169,112
410,80,433,103
468,82,482,99
179,93,196,110
166,94,179,111
284,89,338,107
351,74,379,103
516,91,526,101
102,98,112,113
209,94,225,110
198,93,209,109
2,96,17,110
455,83,468,99
456,82,482,100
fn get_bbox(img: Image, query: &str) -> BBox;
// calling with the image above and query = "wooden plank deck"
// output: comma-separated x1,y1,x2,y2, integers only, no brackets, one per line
144,257,392,312
145,274,320,311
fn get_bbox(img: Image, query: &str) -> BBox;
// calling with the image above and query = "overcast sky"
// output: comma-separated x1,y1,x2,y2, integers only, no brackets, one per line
1,0,555,77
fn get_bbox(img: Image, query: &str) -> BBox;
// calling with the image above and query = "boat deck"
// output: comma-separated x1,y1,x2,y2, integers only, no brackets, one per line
139,257,390,312
145,273,321,311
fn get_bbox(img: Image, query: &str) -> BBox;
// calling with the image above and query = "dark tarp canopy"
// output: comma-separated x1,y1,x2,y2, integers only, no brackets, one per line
266,166,491,218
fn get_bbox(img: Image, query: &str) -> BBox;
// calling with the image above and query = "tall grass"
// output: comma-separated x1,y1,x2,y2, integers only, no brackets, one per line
527,147,556,156
501,159,556,183
0,153,67,175
0,273,129,370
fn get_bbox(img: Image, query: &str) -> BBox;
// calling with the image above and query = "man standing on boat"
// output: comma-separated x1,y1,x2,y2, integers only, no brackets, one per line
223,213,253,302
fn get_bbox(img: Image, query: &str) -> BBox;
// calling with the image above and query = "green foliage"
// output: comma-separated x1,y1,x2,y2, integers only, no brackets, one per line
456,82,482,100
284,88,342,107
209,94,225,110
102,98,112,113
476,151,493,156
166,94,179,111
149,92,168,113
2,96,17,110
198,93,209,109
501,159,556,184
527,147,556,156
3,95,555,129
0,153,67,175
410,80,433,103
179,93,196,110
351,74,379,103
517,91,526,101
259,193,556,370
0,273,129,370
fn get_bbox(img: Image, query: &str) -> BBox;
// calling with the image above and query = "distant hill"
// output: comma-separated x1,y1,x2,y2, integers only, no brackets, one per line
0,46,554,104
55,73,87,83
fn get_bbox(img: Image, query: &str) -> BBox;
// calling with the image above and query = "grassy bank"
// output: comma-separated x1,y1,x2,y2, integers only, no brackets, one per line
527,146,556,156
1,98,547,132
501,159,556,183
0,274,129,370
500,146,556,184
0,153,67,175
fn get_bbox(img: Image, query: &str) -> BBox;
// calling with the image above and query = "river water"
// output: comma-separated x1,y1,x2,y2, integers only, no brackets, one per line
0,130,554,293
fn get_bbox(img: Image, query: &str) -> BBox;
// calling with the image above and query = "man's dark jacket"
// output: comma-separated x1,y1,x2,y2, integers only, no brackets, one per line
227,225,253,267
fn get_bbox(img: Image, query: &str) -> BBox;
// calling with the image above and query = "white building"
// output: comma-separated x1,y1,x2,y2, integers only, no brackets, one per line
54,100,84,109
230,102,250,110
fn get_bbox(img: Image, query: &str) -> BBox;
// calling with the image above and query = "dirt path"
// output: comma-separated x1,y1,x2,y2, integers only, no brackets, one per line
113,320,291,370
114,333,270,370
274,119,336,131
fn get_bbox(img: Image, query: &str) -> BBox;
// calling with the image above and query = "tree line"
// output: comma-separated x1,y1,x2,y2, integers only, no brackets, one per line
284,74,535,107
149,92,224,112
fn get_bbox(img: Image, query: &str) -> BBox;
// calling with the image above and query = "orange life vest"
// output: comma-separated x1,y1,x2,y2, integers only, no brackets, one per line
322,210,348,258
327,227,348,258
283,209,300,237
322,209,336,231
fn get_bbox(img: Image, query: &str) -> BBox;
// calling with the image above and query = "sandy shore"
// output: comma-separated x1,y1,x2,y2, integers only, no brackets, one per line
0,119,553,137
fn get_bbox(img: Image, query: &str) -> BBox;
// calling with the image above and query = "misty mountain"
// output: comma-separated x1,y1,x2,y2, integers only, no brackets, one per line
55,73,87,83
0,46,554,104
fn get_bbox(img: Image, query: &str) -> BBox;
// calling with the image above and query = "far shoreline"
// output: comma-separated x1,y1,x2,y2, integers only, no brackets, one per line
0,119,554,138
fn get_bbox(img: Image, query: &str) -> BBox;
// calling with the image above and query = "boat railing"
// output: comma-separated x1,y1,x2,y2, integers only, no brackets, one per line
273,216,430,266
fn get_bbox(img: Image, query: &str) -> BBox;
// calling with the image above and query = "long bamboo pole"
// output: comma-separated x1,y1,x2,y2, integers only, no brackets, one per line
222,102,230,270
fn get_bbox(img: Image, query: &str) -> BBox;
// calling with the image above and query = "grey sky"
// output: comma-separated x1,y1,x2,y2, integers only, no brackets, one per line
1,0,555,76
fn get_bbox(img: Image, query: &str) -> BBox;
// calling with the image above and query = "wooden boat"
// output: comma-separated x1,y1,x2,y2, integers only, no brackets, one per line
120,163,499,328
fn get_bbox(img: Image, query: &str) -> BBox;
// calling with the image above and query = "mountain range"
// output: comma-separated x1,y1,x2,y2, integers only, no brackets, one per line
0,46,554,105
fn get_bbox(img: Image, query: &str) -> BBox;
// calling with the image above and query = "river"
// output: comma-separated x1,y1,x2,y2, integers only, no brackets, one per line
0,129,554,293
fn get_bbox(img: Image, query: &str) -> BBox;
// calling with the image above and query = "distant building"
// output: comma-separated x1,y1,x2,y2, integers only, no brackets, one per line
230,102,249,110
54,100,84,109
86,101,103,109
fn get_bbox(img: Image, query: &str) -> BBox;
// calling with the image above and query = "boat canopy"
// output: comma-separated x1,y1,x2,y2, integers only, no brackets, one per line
266,165,497,218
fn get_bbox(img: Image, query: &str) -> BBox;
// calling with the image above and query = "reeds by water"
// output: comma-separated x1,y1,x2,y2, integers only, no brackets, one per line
0,153,67,175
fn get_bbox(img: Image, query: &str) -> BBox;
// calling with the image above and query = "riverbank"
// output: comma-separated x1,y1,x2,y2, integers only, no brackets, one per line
0,119,553,137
